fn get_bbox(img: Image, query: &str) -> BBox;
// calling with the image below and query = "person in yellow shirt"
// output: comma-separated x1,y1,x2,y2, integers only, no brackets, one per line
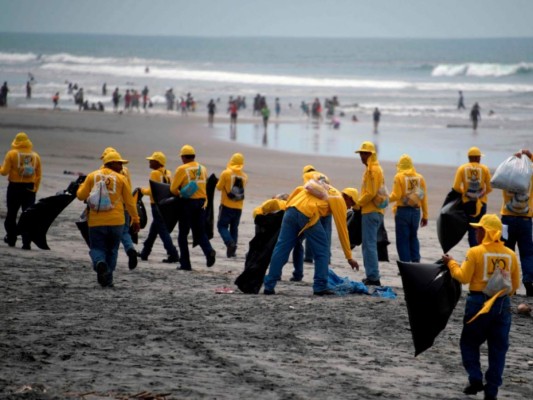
499,148,533,296
138,151,179,263
263,174,359,295
170,144,216,270
389,154,428,262
0,132,42,249
355,141,386,286
452,146,492,247
442,214,520,400
76,151,140,287
100,147,138,269
216,153,247,258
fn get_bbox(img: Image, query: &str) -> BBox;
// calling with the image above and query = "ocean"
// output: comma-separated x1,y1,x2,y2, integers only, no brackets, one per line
1,32,532,167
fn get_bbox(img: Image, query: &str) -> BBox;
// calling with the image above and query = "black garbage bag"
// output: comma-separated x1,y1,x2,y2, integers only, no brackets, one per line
129,188,148,244
397,260,462,356
235,211,285,294
17,176,85,250
202,173,218,243
437,189,468,253
378,219,390,262
150,180,181,233
347,209,362,249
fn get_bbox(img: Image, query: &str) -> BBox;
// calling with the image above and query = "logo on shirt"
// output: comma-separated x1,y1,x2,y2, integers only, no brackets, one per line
482,252,512,281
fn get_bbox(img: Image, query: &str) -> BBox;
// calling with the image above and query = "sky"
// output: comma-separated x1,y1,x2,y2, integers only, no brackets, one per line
0,0,532,39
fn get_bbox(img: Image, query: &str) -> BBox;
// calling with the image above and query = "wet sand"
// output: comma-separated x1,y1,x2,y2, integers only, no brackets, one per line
0,108,532,399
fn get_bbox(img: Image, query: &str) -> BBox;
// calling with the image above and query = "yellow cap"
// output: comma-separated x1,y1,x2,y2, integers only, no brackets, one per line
468,147,484,157
100,147,117,160
146,151,166,166
470,214,502,231
180,144,196,156
355,141,376,154
230,153,244,165
103,151,128,165
302,165,316,174
341,187,359,204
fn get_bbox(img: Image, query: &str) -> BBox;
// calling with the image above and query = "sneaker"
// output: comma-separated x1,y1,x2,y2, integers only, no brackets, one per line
4,235,16,247
362,278,382,286
463,381,484,395
206,250,216,267
96,261,109,287
162,255,180,263
524,281,533,297
483,392,497,400
313,289,335,296
127,249,138,270
177,266,192,271
290,277,303,282
263,289,275,295
138,252,148,261
226,243,237,258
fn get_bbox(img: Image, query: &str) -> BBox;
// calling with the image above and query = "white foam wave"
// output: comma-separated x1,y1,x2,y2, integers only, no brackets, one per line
0,51,38,63
432,62,533,77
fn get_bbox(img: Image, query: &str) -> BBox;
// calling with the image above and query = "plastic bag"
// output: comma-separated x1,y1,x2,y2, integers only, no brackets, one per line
491,155,532,194
304,178,329,200
483,267,511,297
180,166,201,198
372,185,389,209
87,177,113,212
227,176,245,201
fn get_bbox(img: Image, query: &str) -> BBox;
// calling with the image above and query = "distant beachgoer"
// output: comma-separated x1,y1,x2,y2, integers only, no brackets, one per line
26,81,31,99
0,82,10,107
124,90,132,111
102,83,107,96
52,92,60,109
458,91,466,110
470,103,481,130
373,107,381,133
145,66,150,73
207,99,216,126
74,88,84,111
141,86,149,110
352,115,358,122
261,104,270,129
229,101,238,126
275,98,281,118
165,89,175,111
112,88,121,112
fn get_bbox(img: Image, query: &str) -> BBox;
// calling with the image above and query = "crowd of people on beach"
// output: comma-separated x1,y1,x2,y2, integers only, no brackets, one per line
1,122,532,399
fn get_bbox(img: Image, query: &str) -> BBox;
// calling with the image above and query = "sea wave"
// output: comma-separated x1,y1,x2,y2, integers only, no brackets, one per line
432,63,533,77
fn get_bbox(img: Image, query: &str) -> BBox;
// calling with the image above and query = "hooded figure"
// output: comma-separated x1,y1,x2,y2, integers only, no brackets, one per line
442,214,520,399
216,153,248,257
1,132,42,248
389,154,428,263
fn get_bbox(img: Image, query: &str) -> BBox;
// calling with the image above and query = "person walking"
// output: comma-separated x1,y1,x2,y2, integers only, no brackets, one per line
216,153,247,258
442,214,520,400
138,151,180,263
373,107,381,133
76,151,140,287
470,103,481,130
0,81,10,107
170,144,216,270
263,174,359,295
0,132,42,249
389,154,428,262
458,91,466,110
355,141,387,286
499,148,533,297
453,147,492,247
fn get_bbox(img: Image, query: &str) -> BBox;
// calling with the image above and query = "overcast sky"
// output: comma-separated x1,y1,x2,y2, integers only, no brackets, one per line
0,0,532,39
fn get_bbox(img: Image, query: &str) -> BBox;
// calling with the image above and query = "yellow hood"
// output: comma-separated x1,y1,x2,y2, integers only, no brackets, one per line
396,154,416,175
11,132,32,150
227,153,244,171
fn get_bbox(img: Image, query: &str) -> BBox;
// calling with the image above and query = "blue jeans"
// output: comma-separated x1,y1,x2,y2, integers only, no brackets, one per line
292,215,332,280
264,207,329,292
395,207,421,262
121,211,135,253
89,225,123,283
362,212,383,281
460,293,511,398
501,215,533,283
141,204,179,259
178,198,214,269
467,202,487,247
217,205,242,246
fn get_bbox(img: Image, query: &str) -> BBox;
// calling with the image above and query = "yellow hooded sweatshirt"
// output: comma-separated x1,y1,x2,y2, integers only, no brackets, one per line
141,167,172,204
216,153,248,209
286,185,353,260
389,154,428,220
357,156,385,215
453,161,492,204
0,132,42,192
170,161,208,203
76,167,140,227
253,198,287,219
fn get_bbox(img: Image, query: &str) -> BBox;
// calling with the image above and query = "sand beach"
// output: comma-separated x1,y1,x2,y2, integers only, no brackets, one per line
0,108,532,400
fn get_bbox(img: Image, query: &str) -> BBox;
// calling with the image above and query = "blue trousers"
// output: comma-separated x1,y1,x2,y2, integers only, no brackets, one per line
217,205,242,246
502,215,533,283
178,198,214,269
264,207,330,292
141,204,179,259
467,202,487,247
89,225,123,284
362,212,383,281
292,215,332,280
460,293,511,398
395,207,421,262
121,211,135,253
